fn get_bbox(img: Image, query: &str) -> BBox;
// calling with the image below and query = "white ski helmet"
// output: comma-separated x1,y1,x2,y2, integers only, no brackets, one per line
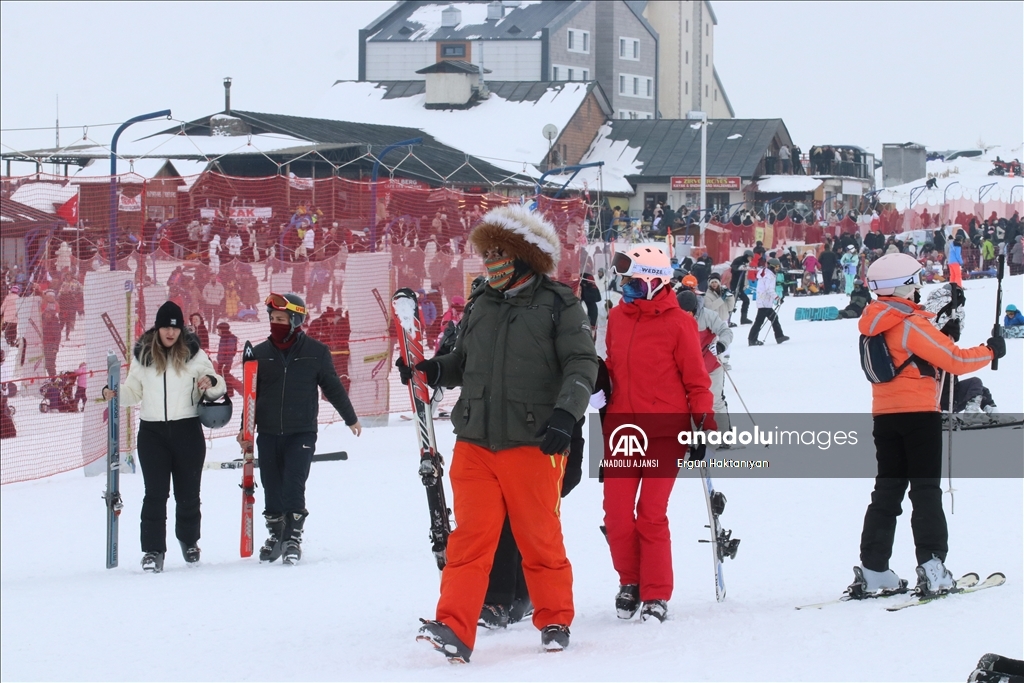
867,253,922,297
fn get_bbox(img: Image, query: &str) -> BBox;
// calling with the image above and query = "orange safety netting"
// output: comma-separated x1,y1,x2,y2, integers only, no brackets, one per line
1,172,590,484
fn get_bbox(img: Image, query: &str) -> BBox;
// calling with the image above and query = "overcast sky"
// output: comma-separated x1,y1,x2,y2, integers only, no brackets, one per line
1,1,1021,159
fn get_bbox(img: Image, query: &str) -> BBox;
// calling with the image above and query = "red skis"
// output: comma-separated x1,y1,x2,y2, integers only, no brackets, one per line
240,341,257,558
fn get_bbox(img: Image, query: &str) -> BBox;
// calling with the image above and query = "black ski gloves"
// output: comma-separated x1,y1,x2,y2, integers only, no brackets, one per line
560,418,586,497
535,408,576,455
715,341,727,356
395,358,442,387
986,335,1006,359
689,442,708,462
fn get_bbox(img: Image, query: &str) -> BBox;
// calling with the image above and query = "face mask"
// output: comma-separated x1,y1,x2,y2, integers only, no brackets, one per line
485,255,515,290
621,278,649,303
270,322,292,343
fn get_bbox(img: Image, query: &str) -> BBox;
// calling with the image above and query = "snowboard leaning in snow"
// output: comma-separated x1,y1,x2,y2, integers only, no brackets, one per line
886,572,1005,611
794,306,839,321
698,468,740,602
392,288,452,571
795,572,977,610
103,352,123,569
204,451,348,470
239,341,257,558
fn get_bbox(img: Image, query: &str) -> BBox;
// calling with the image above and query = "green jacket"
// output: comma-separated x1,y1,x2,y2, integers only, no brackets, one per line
982,240,995,261
436,276,598,452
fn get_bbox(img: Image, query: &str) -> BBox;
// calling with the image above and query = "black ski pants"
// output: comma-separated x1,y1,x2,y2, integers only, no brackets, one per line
748,307,784,343
257,431,316,516
860,412,947,570
822,265,835,293
485,515,529,605
138,418,206,553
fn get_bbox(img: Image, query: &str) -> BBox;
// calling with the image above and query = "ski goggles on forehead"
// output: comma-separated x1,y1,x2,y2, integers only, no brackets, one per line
610,252,674,279
868,269,922,292
265,293,306,316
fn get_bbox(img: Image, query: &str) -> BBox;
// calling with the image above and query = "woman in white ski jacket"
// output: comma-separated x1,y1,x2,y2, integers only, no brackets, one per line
102,301,224,572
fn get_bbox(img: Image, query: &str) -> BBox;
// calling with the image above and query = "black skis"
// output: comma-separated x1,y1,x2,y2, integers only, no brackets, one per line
392,288,452,571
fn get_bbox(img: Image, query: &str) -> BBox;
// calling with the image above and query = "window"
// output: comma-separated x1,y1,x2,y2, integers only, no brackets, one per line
705,84,709,98
685,81,689,95
706,54,709,67
582,69,589,80
686,19,689,32
619,37,640,60
706,23,709,36
440,43,465,58
715,89,718,102
619,109,654,120
685,50,689,65
567,68,574,81
553,66,560,80
619,73,652,99
567,28,590,53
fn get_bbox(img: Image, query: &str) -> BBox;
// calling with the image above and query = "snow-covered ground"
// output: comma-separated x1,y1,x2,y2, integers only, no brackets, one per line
2,276,1022,682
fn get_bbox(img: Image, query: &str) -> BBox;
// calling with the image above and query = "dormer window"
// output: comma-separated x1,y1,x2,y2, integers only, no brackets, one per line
441,43,466,58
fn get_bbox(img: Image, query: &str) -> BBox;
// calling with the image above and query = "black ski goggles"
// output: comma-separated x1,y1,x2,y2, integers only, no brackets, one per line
265,293,306,316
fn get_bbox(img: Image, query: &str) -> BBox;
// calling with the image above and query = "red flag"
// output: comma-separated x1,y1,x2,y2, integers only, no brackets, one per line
56,193,79,224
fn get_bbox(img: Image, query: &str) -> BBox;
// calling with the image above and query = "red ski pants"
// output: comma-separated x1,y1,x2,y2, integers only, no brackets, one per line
436,441,572,650
602,439,681,602
949,262,962,286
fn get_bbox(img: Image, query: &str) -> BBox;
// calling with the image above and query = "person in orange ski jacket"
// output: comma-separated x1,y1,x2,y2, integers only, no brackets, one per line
849,253,1004,599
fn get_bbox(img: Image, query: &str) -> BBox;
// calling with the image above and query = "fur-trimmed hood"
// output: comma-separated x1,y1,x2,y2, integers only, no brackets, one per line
469,204,560,275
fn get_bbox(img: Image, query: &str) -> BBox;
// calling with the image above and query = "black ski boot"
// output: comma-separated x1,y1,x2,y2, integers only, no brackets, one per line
540,625,570,651
282,510,307,565
969,654,1024,683
417,619,472,663
259,514,286,563
776,335,790,344
179,541,200,565
141,551,165,573
640,599,668,623
478,604,509,630
615,584,640,619
508,597,533,624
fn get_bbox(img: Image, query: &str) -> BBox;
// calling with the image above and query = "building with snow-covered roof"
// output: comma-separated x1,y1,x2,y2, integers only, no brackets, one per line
576,118,795,216
315,78,612,174
359,0,659,119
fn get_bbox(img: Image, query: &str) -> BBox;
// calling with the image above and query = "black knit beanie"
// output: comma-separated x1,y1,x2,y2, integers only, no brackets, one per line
154,301,185,330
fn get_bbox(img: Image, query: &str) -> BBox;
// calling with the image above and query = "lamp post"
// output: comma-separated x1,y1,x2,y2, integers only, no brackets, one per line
108,110,171,270
687,110,708,227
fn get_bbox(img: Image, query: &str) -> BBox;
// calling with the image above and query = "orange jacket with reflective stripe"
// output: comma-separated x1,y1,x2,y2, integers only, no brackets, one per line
858,297,994,415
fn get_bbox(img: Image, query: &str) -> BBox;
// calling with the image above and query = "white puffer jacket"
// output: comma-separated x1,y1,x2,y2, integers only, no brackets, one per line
119,330,225,422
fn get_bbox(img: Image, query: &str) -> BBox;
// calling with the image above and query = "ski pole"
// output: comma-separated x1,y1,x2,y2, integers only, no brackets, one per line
945,371,956,514
723,367,768,450
991,254,1004,371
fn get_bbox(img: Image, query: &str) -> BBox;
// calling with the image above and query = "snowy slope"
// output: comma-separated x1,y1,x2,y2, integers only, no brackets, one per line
2,277,1022,682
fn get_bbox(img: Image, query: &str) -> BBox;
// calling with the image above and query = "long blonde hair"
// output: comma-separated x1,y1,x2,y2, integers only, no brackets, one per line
141,329,190,375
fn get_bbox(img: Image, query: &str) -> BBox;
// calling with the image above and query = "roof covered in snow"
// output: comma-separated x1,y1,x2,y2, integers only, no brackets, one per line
366,1,564,42
753,176,823,194
313,80,606,172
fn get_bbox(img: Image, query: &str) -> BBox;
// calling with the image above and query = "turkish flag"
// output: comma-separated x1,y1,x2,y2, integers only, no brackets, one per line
56,193,79,224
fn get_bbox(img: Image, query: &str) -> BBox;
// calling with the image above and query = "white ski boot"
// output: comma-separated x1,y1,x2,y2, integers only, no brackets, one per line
915,555,955,595
848,565,906,599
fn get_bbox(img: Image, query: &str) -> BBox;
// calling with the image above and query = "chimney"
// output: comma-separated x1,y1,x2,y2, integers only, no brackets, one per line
486,1,504,21
223,77,232,114
441,6,461,28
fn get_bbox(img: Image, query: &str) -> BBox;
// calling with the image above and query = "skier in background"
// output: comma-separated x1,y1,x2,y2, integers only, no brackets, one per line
601,246,715,624
840,245,859,295
677,288,733,436
400,205,597,661
850,254,1003,597
747,258,789,346
837,279,871,319
237,293,362,566
102,301,225,572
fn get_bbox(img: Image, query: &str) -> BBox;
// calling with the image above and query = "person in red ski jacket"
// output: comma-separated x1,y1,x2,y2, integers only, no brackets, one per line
601,246,715,624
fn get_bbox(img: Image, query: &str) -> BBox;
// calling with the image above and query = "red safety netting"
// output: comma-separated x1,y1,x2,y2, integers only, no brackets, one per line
0,173,589,484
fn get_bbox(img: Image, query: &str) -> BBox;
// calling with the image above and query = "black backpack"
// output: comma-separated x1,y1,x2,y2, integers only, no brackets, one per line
859,334,934,384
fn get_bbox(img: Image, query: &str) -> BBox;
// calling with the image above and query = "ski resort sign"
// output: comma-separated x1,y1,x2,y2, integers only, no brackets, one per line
671,176,741,191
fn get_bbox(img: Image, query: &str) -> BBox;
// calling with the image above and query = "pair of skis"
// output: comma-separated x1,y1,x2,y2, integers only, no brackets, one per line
796,571,1006,611
392,288,453,571
699,470,740,602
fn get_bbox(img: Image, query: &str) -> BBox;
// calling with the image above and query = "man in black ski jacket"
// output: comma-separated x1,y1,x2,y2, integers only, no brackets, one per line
729,251,753,324
818,248,838,294
237,292,361,565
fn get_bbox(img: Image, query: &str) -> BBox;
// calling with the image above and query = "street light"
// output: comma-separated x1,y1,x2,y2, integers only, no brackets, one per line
687,110,708,228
